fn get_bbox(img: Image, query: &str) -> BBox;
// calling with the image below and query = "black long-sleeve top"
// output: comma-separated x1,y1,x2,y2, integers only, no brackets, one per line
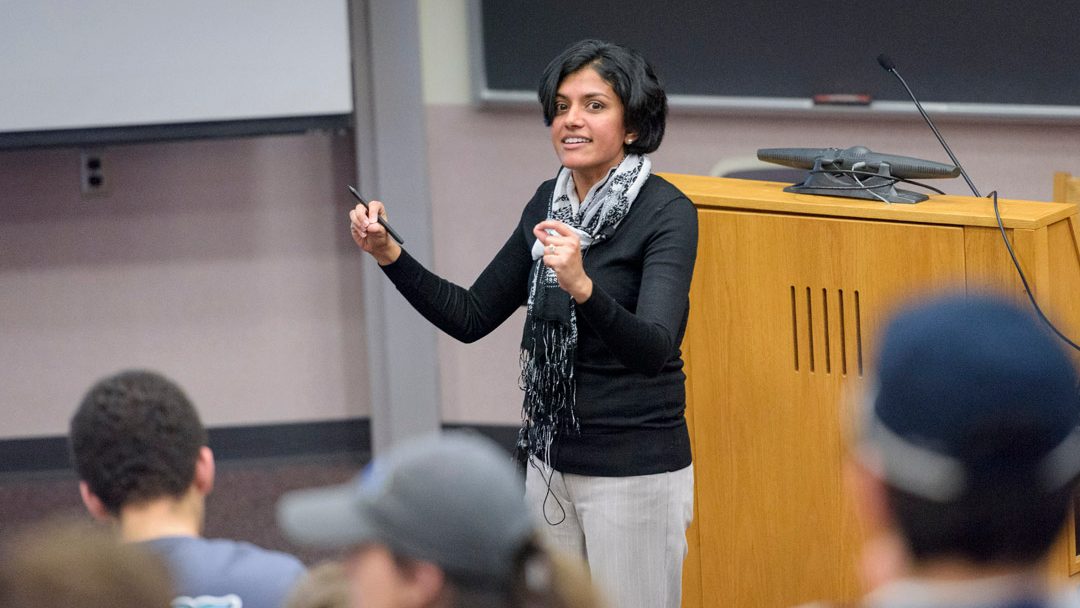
381,174,698,476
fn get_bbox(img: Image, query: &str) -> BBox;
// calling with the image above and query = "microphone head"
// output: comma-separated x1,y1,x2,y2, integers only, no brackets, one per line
876,54,896,71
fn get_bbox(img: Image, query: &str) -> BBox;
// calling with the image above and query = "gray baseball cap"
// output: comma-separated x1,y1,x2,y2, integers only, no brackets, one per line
277,431,534,588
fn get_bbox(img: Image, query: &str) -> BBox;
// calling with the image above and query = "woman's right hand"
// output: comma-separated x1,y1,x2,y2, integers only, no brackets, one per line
349,200,401,265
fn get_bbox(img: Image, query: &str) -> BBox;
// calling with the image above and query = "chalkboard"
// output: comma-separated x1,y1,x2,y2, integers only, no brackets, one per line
475,0,1080,119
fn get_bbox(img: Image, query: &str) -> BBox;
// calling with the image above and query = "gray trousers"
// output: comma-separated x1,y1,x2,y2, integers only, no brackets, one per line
525,458,694,608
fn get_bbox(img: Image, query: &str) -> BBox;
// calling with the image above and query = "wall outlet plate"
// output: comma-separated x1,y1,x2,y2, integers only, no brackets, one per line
79,150,109,197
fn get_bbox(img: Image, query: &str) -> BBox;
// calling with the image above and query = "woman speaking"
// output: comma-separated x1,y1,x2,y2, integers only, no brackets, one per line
349,39,697,608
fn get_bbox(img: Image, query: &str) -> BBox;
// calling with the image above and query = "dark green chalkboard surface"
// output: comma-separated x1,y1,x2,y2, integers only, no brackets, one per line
476,0,1080,115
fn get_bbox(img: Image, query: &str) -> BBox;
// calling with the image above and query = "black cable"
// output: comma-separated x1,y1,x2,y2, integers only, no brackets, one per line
990,190,1080,352
528,455,567,526
803,169,948,195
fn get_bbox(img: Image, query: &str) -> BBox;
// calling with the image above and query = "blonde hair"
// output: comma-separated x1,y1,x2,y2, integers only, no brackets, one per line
445,535,606,608
284,561,351,608
0,518,174,608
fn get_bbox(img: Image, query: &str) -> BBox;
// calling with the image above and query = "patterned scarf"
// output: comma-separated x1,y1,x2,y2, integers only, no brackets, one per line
518,153,651,465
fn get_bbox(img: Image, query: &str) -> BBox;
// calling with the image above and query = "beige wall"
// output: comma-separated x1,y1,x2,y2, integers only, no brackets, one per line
0,134,369,438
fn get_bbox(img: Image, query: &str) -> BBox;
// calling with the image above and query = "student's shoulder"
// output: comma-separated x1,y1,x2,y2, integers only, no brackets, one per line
209,538,305,572
157,537,305,577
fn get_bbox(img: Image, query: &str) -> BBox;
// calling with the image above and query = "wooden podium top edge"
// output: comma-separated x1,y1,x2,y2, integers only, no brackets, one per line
659,173,1078,230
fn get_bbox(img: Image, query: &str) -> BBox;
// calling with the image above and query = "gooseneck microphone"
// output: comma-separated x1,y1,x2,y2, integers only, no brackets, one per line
876,54,981,197
878,53,1080,353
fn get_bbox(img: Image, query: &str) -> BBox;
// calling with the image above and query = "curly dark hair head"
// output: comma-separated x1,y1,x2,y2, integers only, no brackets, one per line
69,370,207,514
538,39,667,155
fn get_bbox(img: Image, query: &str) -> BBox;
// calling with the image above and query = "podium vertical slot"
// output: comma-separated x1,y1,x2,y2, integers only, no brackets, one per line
855,290,864,376
822,288,832,374
791,286,799,371
839,289,848,375
806,287,815,372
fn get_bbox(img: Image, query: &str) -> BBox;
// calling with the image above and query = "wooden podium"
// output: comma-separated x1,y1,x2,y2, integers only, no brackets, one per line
661,174,1080,608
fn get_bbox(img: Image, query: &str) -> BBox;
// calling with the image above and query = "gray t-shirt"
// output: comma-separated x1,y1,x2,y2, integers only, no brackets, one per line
140,536,306,608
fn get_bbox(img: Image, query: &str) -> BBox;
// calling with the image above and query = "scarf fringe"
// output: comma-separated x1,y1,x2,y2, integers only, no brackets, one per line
518,316,579,466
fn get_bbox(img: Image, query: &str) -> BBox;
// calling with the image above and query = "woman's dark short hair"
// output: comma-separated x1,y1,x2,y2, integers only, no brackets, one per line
538,39,667,155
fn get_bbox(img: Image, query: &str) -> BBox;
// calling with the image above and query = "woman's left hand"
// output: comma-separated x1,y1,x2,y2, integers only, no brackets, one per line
533,220,593,303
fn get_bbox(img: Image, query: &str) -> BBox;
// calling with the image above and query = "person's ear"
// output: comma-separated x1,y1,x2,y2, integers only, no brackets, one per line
846,458,890,533
403,561,447,606
193,446,215,495
79,481,111,522
845,458,908,589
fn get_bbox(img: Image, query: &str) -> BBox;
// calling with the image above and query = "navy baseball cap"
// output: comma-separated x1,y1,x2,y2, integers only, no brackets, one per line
277,432,534,588
859,293,1080,502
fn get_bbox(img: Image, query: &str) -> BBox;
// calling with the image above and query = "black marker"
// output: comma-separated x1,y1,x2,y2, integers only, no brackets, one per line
348,185,404,245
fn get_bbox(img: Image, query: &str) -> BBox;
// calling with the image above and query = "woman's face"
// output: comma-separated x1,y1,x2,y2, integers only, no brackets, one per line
550,66,632,190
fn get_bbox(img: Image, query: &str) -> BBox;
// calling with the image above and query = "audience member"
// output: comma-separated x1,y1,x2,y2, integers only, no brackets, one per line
70,369,306,608
278,431,605,608
0,517,174,607
839,293,1080,607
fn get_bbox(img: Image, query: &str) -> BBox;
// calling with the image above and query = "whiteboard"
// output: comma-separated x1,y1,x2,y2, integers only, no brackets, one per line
0,0,352,140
